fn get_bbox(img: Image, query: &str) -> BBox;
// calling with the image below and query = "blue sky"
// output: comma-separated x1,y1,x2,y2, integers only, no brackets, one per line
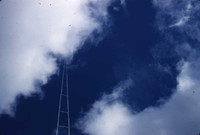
0,0,200,135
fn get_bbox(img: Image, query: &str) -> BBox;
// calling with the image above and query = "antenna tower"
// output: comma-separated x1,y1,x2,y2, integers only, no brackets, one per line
56,62,70,135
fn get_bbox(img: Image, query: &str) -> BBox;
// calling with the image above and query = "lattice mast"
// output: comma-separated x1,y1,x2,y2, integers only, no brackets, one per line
56,62,70,135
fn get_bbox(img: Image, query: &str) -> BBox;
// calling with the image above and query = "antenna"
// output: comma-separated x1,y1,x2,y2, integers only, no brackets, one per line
56,62,71,135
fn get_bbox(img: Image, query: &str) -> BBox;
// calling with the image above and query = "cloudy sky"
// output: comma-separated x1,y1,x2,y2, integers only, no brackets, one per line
1,0,200,135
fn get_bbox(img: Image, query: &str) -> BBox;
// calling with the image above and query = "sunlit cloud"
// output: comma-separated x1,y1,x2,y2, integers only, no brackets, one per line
0,0,118,115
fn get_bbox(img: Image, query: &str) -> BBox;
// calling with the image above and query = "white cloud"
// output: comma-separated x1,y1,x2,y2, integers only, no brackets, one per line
169,16,190,27
153,0,200,29
0,0,118,115
77,79,133,135
77,60,200,135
